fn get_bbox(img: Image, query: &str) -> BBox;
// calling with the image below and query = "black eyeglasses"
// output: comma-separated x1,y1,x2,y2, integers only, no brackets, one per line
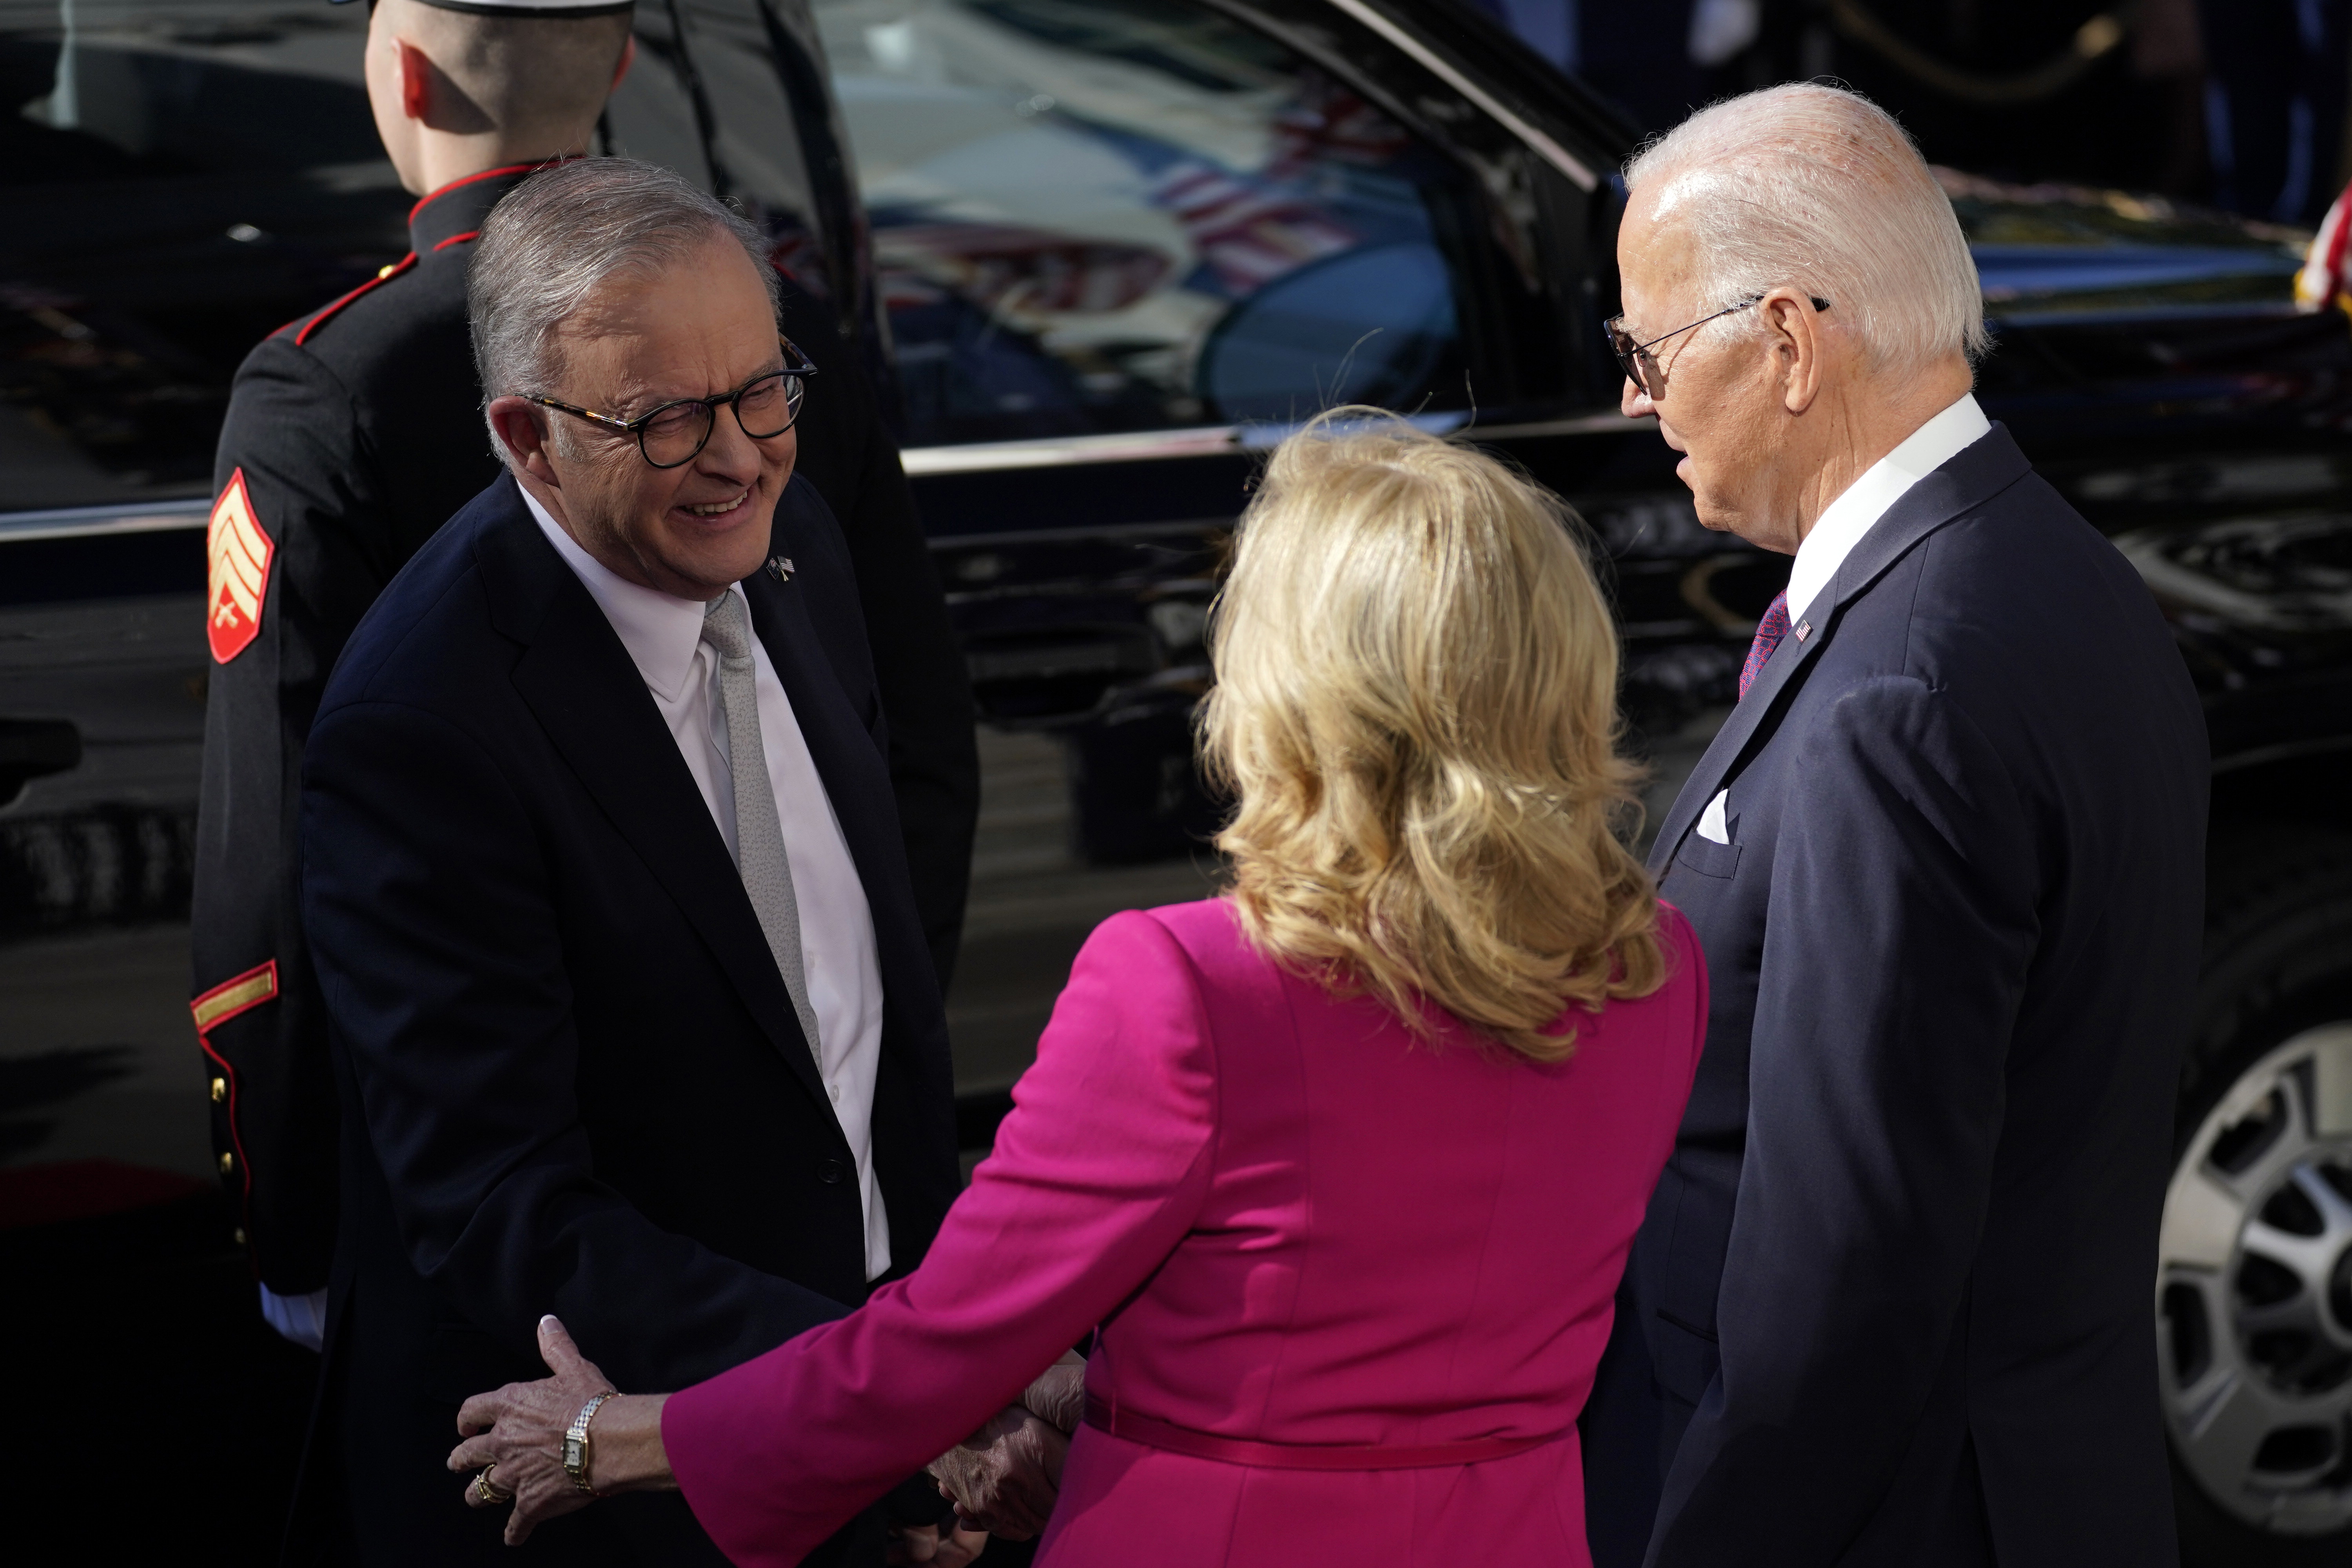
528,339,818,469
1605,295,1830,401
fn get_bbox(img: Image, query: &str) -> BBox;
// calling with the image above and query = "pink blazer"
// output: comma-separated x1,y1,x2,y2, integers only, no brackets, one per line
666,897,1707,1567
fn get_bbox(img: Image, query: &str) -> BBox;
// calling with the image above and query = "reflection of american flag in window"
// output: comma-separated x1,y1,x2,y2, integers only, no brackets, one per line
1148,162,1355,296
768,230,828,296
1267,71,1411,178
877,224,1170,316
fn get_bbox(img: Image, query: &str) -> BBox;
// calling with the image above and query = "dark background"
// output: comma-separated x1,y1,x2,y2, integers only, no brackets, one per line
1473,0,2348,223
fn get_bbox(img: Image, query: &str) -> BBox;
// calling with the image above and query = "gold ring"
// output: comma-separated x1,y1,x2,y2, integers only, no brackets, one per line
475,1464,512,1505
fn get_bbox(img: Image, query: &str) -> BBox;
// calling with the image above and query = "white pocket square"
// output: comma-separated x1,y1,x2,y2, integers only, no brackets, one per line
1697,789,1731,844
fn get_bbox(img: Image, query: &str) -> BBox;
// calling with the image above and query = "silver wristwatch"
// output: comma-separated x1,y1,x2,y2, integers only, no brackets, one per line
563,1391,618,1494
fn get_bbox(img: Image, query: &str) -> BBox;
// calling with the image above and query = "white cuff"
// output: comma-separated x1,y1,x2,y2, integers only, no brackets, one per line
258,1284,330,1352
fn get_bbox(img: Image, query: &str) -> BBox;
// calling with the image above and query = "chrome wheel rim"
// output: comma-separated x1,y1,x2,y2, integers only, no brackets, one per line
2159,1024,2352,1536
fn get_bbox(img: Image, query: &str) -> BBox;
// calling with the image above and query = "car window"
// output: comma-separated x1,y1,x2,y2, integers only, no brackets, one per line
605,0,830,295
813,0,1476,446
0,1,403,516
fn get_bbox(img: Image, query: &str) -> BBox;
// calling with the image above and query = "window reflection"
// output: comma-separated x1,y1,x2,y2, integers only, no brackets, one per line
604,0,828,298
0,1,403,513
815,0,1468,446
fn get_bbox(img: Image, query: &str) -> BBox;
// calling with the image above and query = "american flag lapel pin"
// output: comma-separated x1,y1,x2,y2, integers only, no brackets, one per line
767,556,795,582
1794,619,1812,642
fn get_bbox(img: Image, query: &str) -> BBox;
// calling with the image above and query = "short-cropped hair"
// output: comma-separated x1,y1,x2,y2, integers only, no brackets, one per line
1200,410,1665,1062
468,157,780,451
1626,83,1989,375
378,0,634,147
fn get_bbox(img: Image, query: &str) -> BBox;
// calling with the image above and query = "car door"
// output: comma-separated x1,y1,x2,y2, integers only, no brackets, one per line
0,0,409,1202
808,0,1780,850
799,0,1788,1102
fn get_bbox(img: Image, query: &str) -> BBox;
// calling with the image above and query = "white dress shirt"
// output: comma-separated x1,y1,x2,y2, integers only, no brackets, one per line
524,489,891,1281
1695,392,1991,848
1783,392,1992,626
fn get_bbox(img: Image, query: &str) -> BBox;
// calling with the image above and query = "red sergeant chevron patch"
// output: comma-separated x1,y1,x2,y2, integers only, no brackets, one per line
206,468,273,664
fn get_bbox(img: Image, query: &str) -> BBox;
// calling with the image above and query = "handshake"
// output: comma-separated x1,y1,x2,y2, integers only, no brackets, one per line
448,1318,1092,1562
913,1350,1088,1556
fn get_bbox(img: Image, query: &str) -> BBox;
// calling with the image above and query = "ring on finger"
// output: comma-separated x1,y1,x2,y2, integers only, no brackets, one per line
475,1464,514,1505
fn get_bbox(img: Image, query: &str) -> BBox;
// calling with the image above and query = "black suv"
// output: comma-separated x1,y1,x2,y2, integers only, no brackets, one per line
3,2,2348,1557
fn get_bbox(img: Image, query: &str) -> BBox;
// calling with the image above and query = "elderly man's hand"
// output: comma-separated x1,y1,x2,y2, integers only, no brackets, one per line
446,1315,671,1546
1022,1351,1086,1434
928,1404,1067,1540
886,1522,991,1565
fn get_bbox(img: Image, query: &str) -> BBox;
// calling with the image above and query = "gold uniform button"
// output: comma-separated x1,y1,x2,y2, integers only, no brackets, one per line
232,1228,247,1247
218,1151,235,1175
211,1077,227,1103
377,263,396,279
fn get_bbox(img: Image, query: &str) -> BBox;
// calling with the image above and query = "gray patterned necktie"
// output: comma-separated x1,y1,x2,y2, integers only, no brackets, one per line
700,592,822,1067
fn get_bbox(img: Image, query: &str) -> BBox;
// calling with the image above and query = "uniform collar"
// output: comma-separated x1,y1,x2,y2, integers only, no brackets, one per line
408,161,554,258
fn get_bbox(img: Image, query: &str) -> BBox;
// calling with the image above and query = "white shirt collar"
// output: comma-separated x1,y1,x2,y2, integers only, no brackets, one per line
1783,392,1991,626
519,483,729,703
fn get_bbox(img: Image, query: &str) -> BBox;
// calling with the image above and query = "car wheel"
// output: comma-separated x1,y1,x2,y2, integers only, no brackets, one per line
2162,826,2352,1562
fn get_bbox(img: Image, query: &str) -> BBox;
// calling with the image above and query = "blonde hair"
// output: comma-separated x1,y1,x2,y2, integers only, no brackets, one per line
1201,411,1664,1062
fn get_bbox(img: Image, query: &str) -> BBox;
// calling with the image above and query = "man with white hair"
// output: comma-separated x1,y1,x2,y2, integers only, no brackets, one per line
1580,85,2207,1566
294,157,998,1566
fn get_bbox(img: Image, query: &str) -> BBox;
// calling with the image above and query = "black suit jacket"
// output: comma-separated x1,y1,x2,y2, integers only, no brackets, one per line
296,473,960,1564
1583,426,2207,1567
194,162,976,1294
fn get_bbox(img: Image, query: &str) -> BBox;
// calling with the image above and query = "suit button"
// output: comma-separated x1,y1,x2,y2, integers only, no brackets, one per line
818,1157,846,1185
218,1151,235,1175
210,1077,227,1103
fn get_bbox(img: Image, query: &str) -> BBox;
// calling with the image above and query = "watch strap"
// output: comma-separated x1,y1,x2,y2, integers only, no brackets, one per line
563,1390,618,1494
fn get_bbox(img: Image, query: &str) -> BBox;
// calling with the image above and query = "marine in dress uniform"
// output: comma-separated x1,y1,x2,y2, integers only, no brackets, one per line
192,5,978,1332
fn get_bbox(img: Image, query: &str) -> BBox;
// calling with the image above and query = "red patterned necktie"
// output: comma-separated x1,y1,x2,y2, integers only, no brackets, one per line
1738,590,1791,702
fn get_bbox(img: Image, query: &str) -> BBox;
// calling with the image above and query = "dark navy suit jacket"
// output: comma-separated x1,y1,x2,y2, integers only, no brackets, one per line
1583,426,2207,1567
296,473,960,1565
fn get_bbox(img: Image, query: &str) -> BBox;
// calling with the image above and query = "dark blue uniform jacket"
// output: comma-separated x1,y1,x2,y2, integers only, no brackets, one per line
1584,425,2208,1568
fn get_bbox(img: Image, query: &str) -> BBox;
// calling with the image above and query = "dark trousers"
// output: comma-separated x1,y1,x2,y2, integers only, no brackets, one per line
1581,1277,1681,1568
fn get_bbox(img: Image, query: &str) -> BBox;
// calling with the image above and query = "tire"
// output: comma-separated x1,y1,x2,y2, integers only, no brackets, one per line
2163,824,2352,1564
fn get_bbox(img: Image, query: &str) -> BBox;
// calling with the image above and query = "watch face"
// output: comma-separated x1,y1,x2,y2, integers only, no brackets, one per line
564,1437,584,1469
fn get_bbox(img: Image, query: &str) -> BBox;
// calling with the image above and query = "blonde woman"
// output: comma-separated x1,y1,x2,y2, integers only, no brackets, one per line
448,412,1708,1567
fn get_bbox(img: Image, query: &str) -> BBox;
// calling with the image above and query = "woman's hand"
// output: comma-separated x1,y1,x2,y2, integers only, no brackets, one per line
446,1314,673,1546
927,1404,1067,1540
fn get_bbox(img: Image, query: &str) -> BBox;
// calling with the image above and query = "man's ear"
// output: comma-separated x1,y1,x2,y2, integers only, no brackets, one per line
397,39,433,122
486,398,563,488
1764,288,1826,416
